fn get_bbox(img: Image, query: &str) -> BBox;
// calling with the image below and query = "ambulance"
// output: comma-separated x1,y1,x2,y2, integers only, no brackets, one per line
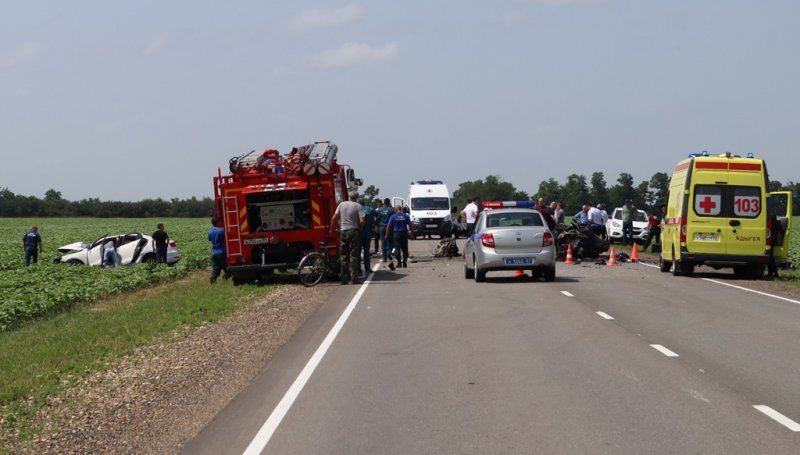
392,180,454,239
660,151,791,278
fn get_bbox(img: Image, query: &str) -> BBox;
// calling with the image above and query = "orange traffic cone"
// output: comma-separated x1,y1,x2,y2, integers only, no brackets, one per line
564,244,575,265
514,270,526,278
630,243,640,262
607,246,619,266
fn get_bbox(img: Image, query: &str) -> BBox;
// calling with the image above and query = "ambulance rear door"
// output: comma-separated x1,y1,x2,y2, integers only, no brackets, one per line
768,191,793,261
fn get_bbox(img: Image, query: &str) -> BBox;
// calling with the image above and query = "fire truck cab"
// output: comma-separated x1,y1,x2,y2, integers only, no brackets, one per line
213,141,360,284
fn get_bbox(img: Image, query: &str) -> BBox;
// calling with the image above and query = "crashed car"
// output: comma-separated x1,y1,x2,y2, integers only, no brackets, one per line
54,233,181,266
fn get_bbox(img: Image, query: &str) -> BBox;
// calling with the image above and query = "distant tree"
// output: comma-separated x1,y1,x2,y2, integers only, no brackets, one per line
636,180,651,209
768,180,783,192
648,172,670,206
535,178,561,205
561,174,590,214
362,185,380,203
589,172,608,207
453,175,528,211
607,172,636,208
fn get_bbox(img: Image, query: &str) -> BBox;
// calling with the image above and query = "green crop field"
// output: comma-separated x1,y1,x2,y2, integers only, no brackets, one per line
0,218,211,331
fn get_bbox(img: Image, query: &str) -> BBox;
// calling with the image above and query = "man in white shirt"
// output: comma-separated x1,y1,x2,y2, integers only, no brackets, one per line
461,197,480,236
587,203,606,237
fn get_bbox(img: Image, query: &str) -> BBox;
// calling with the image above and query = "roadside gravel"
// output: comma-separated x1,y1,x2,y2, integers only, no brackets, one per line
5,281,333,454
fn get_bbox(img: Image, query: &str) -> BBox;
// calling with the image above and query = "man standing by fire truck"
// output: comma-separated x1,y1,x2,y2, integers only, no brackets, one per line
331,192,365,285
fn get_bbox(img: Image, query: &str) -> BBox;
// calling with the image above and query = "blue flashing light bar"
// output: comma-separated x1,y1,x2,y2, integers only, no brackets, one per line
747,152,754,158
482,201,536,209
688,150,710,158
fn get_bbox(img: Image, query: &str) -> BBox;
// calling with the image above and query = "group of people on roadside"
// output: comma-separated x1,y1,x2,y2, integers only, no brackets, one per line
331,192,414,285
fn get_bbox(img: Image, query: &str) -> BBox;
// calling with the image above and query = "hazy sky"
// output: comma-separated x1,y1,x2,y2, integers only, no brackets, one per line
2,0,798,202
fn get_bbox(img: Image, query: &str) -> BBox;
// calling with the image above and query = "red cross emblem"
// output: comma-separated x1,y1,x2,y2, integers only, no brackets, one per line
699,196,717,213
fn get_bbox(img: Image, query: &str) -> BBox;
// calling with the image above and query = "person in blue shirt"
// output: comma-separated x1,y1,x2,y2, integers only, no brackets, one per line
208,216,229,284
375,197,395,261
573,205,589,226
385,205,415,269
22,226,43,266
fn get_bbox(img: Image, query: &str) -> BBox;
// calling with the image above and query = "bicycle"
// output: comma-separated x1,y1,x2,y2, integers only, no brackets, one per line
297,241,341,287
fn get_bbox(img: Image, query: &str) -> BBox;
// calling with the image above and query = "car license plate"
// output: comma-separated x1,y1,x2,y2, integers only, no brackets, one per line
425,224,437,228
504,258,533,265
694,233,719,241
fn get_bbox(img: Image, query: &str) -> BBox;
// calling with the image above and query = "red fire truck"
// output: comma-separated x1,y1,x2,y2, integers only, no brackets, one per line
213,141,361,284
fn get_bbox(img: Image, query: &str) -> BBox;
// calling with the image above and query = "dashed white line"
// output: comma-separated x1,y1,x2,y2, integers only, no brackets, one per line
650,344,679,357
753,405,800,432
596,311,614,320
561,291,574,297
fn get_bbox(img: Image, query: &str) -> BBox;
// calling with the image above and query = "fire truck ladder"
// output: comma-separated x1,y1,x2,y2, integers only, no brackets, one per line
222,195,243,257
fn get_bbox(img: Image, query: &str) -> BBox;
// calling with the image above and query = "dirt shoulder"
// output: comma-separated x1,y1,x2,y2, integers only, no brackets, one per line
4,282,333,454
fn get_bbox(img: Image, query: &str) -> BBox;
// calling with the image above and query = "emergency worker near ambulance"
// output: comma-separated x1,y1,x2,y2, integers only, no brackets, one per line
386,205,415,268
331,192,365,285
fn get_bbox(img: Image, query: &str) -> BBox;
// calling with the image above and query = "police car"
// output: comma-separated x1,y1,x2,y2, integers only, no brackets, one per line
463,201,557,282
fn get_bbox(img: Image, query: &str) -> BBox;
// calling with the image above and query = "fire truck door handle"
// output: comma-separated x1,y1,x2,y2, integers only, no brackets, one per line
729,220,741,227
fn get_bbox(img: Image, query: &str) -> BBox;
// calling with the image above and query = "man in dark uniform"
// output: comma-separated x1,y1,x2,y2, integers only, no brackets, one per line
375,197,394,261
23,226,43,266
151,223,170,264
208,217,229,284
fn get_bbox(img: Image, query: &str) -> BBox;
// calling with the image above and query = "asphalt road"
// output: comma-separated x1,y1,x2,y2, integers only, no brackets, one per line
183,239,800,455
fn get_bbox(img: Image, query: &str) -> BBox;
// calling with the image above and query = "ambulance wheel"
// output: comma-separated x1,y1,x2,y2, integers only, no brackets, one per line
681,262,694,276
671,249,682,276
659,253,671,273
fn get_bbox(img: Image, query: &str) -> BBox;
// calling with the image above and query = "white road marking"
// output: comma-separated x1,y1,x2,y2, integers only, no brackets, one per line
596,311,615,320
701,278,800,305
637,262,800,305
561,291,574,297
650,344,679,357
753,405,800,432
242,268,374,454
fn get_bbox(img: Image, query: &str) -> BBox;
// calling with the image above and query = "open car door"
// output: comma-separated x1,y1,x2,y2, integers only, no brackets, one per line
768,191,793,261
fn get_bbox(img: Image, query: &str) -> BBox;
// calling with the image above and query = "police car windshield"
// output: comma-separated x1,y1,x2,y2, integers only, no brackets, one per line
410,197,449,210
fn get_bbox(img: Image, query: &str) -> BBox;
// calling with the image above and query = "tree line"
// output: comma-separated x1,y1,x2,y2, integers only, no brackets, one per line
451,173,800,216
0,188,214,218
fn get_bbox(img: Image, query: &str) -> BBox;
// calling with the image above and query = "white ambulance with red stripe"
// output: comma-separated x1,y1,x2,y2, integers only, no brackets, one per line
660,151,790,278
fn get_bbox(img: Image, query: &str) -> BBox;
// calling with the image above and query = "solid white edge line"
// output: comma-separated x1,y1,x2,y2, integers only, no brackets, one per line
701,278,800,305
650,344,679,357
561,291,574,297
596,311,614,320
637,262,800,305
242,270,374,455
753,405,800,432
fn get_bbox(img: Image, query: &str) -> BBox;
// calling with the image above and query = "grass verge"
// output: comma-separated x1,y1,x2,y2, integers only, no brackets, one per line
0,271,271,441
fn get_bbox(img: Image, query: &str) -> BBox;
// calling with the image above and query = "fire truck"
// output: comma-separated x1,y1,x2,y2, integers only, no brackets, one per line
213,141,361,284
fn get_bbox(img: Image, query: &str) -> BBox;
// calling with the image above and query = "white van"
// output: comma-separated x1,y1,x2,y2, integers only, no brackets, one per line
392,180,454,239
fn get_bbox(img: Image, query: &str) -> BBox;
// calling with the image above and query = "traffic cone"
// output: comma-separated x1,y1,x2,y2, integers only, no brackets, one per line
630,243,640,262
607,246,619,266
514,270,526,278
564,244,575,265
